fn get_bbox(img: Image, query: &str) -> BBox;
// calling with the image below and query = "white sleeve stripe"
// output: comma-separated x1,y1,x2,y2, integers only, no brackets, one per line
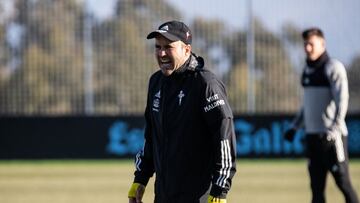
334,134,345,162
135,151,142,171
223,140,232,187
215,139,232,187
135,139,147,171
218,141,227,186
217,140,231,187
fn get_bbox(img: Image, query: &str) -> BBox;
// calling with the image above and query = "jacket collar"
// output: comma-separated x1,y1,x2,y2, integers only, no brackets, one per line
173,53,204,75
306,51,329,68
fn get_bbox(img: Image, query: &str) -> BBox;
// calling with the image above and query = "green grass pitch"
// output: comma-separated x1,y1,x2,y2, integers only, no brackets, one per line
0,159,359,203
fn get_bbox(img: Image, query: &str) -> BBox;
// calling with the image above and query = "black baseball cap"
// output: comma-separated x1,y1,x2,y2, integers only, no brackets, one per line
147,20,192,45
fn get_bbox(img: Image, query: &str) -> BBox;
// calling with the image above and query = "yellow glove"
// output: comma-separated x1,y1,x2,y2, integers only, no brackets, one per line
208,195,227,203
128,183,145,202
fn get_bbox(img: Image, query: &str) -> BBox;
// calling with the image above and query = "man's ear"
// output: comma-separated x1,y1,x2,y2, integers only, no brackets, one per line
185,44,192,55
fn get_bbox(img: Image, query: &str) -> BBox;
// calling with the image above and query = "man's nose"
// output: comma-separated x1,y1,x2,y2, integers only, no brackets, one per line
157,49,167,57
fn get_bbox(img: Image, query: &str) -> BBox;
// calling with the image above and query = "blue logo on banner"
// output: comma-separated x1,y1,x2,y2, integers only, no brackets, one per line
106,121,144,155
348,120,360,153
234,119,304,156
106,118,360,157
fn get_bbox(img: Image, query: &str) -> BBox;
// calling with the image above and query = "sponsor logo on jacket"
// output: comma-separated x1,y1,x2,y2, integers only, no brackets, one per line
204,94,225,112
152,90,161,112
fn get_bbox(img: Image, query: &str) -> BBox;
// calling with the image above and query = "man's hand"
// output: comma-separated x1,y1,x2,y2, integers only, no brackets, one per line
128,183,145,203
208,195,226,203
284,128,296,142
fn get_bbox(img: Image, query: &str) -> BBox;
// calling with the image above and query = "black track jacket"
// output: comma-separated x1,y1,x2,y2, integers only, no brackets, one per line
133,54,236,202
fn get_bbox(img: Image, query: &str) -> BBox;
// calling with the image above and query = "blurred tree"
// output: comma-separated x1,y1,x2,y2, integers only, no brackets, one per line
280,22,305,75
93,18,156,114
0,17,10,113
281,22,302,45
190,18,229,77
226,62,248,112
0,0,184,115
192,18,225,48
0,0,29,114
225,18,300,113
0,21,10,81
116,0,181,22
1,0,84,114
1,0,348,116
90,0,182,114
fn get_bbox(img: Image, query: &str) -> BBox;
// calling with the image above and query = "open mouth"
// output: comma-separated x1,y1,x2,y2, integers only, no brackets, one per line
159,58,172,69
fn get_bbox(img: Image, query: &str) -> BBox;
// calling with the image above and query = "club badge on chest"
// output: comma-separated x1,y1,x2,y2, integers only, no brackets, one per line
178,90,185,106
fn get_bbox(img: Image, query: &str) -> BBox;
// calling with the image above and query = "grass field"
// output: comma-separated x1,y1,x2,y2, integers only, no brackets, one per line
0,159,359,203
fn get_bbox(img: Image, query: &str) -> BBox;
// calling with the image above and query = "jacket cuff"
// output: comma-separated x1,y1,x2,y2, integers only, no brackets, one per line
134,175,150,186
210,184,228,199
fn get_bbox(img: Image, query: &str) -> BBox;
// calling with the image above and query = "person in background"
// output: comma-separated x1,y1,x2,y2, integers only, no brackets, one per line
127,20,236,203
284,27,359,203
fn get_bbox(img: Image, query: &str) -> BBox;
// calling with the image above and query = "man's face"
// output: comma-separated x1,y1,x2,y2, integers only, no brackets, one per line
304,35,326,61
155,36,191,76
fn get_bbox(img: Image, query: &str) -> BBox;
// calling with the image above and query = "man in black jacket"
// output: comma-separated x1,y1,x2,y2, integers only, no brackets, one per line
128,20,236,203
284,28,358,203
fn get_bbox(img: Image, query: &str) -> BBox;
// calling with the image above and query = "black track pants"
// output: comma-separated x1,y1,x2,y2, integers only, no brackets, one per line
306,134,359,203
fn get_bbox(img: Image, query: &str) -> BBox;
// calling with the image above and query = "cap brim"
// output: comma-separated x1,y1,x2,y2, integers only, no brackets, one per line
146,30,180,42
